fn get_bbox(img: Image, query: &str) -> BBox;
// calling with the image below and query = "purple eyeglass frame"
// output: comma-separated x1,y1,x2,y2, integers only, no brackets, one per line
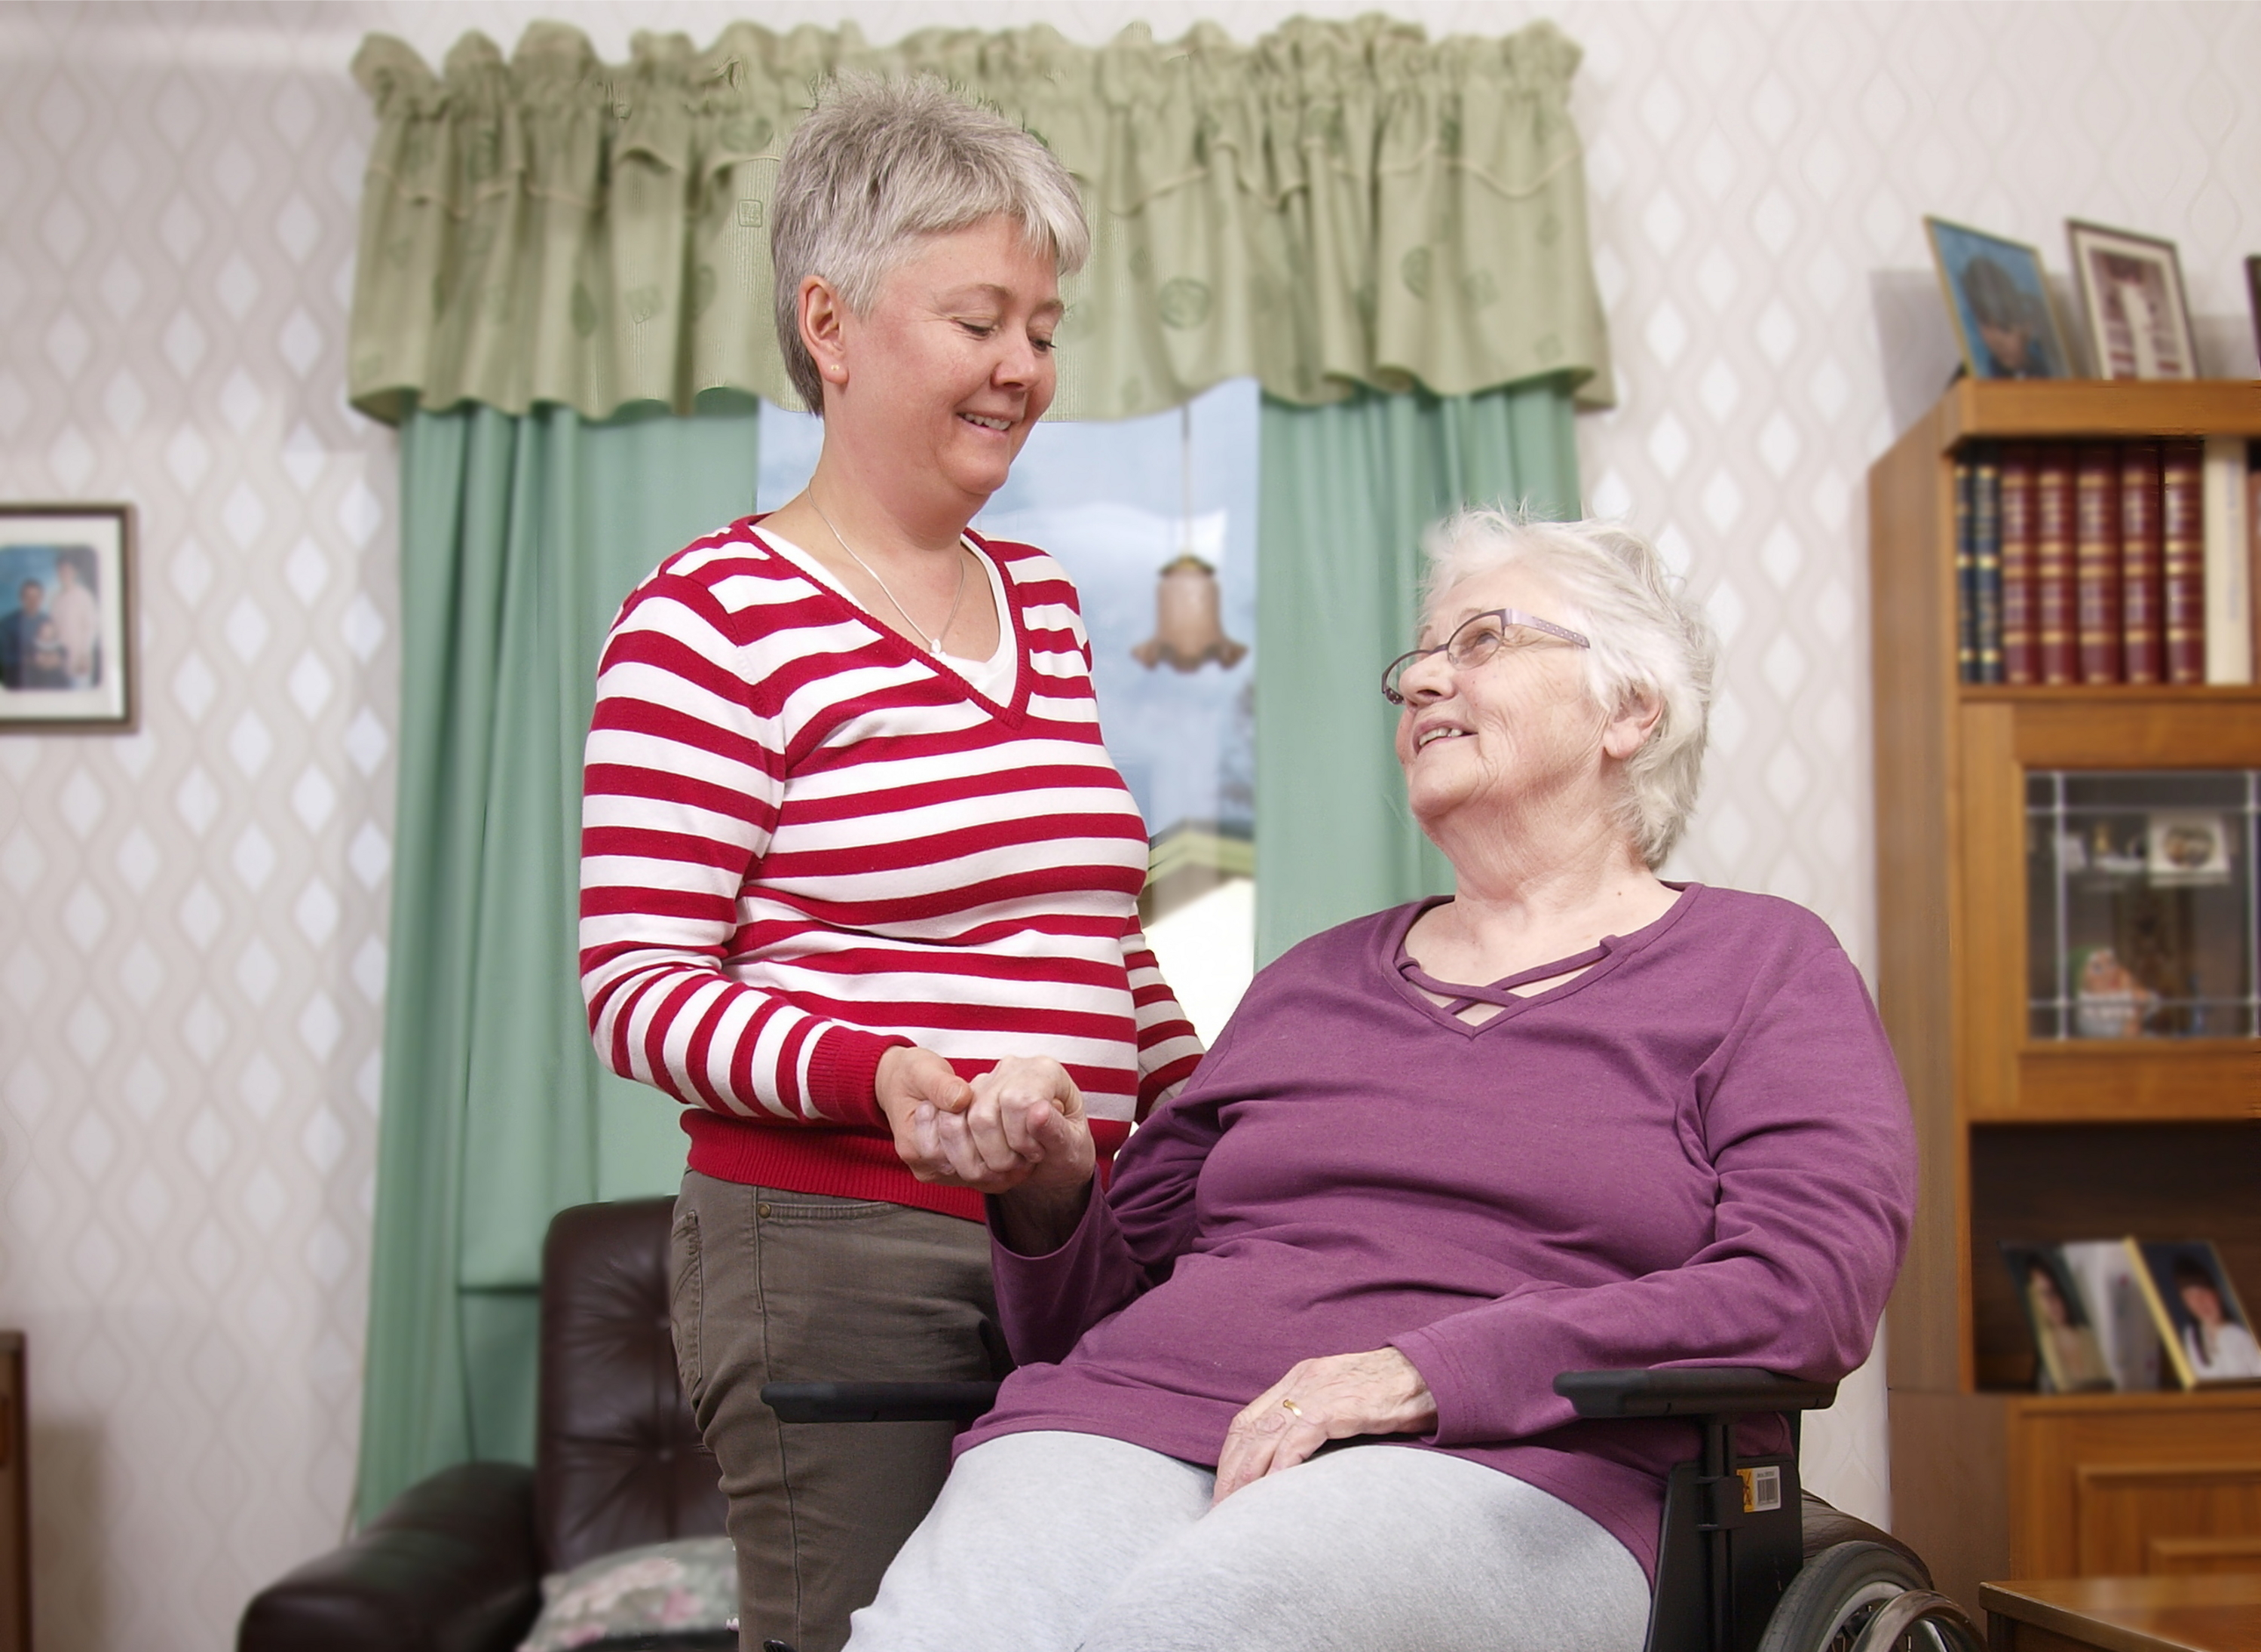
1381,608,1592,705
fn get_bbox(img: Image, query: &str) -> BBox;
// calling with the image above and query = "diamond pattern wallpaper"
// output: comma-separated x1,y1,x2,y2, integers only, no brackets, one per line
0,3,2256,1647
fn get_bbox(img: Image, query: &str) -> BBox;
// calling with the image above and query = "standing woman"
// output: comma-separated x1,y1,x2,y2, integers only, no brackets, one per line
579,77,1202,1652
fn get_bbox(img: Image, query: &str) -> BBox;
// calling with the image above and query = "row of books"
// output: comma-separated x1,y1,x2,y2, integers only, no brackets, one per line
2002,1237,2257,1393
1953,439,2257,685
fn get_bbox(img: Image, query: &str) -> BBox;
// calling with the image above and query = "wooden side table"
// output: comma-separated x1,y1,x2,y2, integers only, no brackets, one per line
1982,1574,2261,1652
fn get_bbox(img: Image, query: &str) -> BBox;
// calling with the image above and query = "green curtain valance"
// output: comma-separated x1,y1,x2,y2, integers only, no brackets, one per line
347,13,1613,425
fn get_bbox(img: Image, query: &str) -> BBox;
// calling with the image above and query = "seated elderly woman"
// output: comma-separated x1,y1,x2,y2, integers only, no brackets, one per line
853,510,1917,1652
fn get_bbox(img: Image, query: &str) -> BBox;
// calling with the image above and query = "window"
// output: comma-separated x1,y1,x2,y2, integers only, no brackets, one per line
757,382,1260,1041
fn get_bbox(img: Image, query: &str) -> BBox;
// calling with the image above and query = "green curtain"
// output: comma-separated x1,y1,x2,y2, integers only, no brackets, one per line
1254,378,1579,966
357,398,762,1522
346,14,1610,425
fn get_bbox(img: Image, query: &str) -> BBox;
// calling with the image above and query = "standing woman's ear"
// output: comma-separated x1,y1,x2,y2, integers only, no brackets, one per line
799,274,853,395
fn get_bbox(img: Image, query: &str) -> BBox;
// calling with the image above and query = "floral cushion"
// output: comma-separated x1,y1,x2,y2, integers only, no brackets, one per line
519,1536,738,1651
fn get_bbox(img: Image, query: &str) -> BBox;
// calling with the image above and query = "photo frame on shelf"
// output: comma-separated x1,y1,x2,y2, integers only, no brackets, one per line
2066,221,2197,381
2144,811,2232,887
2130,1240,2261,1388
2001,1241,2116,1393
0,504,136,734
1926,216,2071,381
2060,1240,2164,1392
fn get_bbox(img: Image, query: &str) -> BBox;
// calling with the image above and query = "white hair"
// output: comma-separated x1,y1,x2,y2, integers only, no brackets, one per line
1419,509,1716,869
771,75,1091,412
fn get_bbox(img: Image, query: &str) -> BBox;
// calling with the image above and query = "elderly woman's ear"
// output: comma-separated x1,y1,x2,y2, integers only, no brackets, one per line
1601,686,1664,762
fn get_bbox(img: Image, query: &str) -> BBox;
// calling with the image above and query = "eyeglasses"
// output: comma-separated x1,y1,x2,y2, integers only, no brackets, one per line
1380,608,1591,705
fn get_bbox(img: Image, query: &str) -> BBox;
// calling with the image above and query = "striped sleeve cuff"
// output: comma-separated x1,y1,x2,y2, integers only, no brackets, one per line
803,1024,911,1130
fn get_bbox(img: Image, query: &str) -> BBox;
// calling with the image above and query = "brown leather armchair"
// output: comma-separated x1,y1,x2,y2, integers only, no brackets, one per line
240,1199,726,1652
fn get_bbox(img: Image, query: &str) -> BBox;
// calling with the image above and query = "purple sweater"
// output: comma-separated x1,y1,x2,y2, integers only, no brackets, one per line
960,886,1916,1580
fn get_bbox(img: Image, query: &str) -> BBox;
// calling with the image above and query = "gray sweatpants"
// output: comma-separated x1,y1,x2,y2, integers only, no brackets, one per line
845,1430,1650,1652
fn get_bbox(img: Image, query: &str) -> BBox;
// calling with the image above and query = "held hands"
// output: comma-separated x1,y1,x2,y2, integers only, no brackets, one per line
1212,1349,1439,1506
875,1048,1094,1197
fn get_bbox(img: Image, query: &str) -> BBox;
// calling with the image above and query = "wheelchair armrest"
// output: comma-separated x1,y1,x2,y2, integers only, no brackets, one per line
1553,1367,1838,1419
761,1381,1001,1423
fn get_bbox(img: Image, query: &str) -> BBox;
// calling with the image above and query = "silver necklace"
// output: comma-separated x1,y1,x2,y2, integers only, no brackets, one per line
810,498,968,654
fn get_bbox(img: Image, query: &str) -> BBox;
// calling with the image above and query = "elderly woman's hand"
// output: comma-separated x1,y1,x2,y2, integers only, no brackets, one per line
943,1055,1095,1190
1212,1350,1438,1505
970,1056,1100,1252
878,1049,1095,1202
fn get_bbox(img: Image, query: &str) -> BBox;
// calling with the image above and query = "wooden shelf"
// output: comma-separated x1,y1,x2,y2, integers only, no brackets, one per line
1923,379,2261,446
1870,382,2261,1617
1959,685,2261,706
1995,1044,2261,1123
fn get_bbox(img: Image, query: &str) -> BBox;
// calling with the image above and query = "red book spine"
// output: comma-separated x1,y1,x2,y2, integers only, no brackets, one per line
1999,444,2039,685
2118,441,2165,684
2073,445,2122,684
2161,439,2207,684
2035,445,2077,685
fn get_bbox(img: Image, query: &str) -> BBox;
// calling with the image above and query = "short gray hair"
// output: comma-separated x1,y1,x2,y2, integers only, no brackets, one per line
772,75,1092,411
1420,509,1716,868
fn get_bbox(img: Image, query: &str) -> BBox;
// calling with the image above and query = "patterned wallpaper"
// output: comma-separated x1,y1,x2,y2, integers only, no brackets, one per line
0,3,2255,1647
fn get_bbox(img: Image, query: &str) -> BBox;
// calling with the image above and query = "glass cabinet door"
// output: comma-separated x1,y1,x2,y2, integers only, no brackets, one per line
2027,771,2259,1039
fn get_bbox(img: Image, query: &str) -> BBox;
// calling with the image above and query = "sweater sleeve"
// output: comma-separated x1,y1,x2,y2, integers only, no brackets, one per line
1389,941,1916,1446
989,1042,1231,1362
1119,915,1204,1120
578,573,903,1129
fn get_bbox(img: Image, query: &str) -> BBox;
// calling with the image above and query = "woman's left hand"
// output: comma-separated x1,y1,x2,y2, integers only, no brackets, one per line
1212,1348,1438,1505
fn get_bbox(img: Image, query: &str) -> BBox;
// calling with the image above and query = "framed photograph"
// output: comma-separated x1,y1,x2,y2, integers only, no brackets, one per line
2060,1240,2163,1391
2145,811,2232,886
0,504,136,733
1926,217,2071,381
2129,1239,2261,1388
2000,1242,2115,1393
2067,221,2196,381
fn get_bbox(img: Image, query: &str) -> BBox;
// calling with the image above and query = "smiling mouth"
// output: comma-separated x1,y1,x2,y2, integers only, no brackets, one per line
1416,727,1469,749
959,412,1013,432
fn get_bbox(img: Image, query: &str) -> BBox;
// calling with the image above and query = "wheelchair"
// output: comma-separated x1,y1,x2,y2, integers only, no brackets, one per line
762,1368,1984,1652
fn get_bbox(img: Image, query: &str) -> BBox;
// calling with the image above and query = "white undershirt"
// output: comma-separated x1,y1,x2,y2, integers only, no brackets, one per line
753,526,1018,705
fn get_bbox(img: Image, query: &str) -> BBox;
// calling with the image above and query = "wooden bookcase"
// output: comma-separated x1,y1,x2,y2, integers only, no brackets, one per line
1868,381,2261,1615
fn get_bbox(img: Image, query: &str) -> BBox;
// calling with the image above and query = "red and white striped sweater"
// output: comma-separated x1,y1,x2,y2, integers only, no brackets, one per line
579,518,1203,1220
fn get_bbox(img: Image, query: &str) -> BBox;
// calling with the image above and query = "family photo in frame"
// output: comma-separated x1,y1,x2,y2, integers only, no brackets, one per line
2002,1239,2260,1391
2001,1242,2116,1393
1926,216,2072,380
2066,219,2197,380
0,504,136,733
2135,1240,2261,1387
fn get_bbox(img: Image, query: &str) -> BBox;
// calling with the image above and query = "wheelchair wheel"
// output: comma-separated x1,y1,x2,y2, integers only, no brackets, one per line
1754,1540,1980,1652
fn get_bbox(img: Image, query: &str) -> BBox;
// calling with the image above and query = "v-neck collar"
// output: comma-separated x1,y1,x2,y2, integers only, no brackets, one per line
749,516,1031,725
1378,883,1703,1038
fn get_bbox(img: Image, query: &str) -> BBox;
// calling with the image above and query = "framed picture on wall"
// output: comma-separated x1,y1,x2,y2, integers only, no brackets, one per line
0,504,136,733
2066,220,2197,380
1926,216,2070,381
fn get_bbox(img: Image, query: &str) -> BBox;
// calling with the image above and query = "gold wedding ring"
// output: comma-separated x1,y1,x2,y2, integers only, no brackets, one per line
1279,1397,1306,1419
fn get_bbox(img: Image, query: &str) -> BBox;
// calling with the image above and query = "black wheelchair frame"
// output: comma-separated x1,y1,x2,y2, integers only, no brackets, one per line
761,1368,1985,1652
